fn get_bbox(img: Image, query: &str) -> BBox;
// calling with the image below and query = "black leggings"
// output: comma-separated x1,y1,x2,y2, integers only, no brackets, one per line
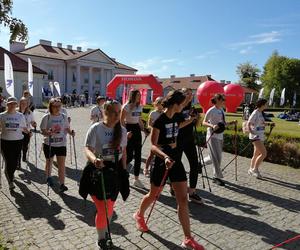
1,139,23,183
126,124,142,177
21,132,30,160
177,141,199,189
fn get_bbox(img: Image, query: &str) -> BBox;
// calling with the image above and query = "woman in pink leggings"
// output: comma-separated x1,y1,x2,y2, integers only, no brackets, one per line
80,100,128,249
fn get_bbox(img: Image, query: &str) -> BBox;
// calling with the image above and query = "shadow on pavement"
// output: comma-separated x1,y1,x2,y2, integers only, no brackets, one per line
225,181,300,212
11,179,65,230
261,176,300,191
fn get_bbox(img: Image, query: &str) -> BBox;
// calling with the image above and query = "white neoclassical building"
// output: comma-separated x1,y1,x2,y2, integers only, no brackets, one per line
12,40,137,98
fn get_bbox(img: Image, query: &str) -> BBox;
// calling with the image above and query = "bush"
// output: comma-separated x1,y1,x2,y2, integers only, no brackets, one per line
195,127,300,168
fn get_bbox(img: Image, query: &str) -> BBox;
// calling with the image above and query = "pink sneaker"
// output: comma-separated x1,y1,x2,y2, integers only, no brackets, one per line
133,211,149,232
181,237,205,250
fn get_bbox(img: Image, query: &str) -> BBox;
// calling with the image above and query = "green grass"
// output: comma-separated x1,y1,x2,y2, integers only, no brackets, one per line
142,106,300,139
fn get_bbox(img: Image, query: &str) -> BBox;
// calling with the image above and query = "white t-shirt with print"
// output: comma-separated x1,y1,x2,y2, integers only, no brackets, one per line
148,110,162,127
0,111,27,140
248,109,265,141
85,122,127,162
123,103,142,124
90,105,103,123
23,112,35,130
204,106,226,140
40,113,70,147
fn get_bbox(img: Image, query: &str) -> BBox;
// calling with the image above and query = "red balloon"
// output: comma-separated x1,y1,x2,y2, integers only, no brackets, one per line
224,83,244,113
197,81,224,113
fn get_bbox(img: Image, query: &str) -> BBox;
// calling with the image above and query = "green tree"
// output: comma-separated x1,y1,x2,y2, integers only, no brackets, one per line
236,61,261,90
0,0,28,43
261,51,300,106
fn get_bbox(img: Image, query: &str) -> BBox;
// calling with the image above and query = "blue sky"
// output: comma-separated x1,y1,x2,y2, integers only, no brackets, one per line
1,0,300,82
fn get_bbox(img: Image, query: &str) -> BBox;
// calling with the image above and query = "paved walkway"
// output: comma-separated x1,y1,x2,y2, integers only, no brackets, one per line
0,107,299,250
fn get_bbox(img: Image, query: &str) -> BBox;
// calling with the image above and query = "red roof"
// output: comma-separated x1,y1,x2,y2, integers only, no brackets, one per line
159,75,215,90
0,47,46,74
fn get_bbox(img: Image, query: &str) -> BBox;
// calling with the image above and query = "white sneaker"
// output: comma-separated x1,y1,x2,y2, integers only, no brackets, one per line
204,155,212,165
133,179,145,189
248,168,262,179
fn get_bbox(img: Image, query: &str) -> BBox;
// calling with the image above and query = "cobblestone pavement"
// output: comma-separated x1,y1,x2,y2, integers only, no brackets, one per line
0,107,299,250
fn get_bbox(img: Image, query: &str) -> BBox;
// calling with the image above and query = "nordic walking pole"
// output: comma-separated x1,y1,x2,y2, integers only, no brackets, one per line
34,127,38,171
141,165,170,238
0,132,2,189
69,134,73,165
234,123,238,181
198,145,212,192
47,133,52,196
71,131,79,185
99,168,113,248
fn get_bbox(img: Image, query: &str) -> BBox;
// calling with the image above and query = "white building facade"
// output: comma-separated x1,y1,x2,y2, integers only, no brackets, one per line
12,40,137,99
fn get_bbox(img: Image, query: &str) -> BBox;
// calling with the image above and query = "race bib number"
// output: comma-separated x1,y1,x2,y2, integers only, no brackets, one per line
5,122,19,131
50,137,64,143
132,111,141,117
102,143,122,161
165,123,178,138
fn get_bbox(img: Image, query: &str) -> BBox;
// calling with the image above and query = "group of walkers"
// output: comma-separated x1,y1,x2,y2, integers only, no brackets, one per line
0,88,275,250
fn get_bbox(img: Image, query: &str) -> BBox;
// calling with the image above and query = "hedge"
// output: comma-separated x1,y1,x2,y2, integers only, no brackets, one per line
194,127,300,168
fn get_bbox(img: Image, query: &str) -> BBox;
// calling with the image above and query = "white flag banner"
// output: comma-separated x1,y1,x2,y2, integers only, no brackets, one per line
4,53,15,97
258,88,264,99
28,58,34,96
250,92,254,103
268,88,275,106
49,81,54,96
293,92,297,107
53,81,61,96
280,88,286,106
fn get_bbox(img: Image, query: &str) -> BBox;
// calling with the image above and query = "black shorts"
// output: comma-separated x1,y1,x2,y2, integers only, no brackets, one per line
43,144,67,159
150,146,187,187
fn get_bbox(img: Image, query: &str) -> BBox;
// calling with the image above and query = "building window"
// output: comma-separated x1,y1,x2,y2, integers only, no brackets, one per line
95,72,101,84
84,72,89,84
48,70,54,80
72,72,76,82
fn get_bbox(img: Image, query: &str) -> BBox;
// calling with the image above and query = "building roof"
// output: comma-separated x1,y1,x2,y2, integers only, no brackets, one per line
0,47,46,74
159,75,215,90
17,44,137,71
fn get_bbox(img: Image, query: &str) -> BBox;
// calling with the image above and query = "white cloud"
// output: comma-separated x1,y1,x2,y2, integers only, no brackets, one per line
239,46,252,54
195,50,219,59
131,57,177,75
73,37,108,49
229,31,282,49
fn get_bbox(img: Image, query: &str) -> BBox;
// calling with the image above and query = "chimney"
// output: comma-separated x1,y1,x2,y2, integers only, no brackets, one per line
57,43,62,48
220,80,226,84
39,39,52,46
77,46,82,52
170,75,176,78
67,45,73,50
87,48,93,51
190,74,195,77
226,81,231,84
10,41,25,53
207,74,212,78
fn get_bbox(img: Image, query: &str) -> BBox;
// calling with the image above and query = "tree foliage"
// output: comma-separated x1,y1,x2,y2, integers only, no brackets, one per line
236,61,261,90
261,51,300,106
0,0,28,43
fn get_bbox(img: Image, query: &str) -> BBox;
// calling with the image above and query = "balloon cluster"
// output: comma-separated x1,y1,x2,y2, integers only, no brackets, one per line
196,81,244,113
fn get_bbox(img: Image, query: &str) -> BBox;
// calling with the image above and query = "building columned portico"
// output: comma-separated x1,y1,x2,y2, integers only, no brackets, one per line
11,39,137,98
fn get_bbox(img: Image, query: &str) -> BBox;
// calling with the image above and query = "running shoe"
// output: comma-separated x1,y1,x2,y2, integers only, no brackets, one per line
189,193,205,204
133,211,149,232
181,237,205,250
133,179,145,189
46,177,54,187
59,184,68,192
249,168,262,179
97,238,113,250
